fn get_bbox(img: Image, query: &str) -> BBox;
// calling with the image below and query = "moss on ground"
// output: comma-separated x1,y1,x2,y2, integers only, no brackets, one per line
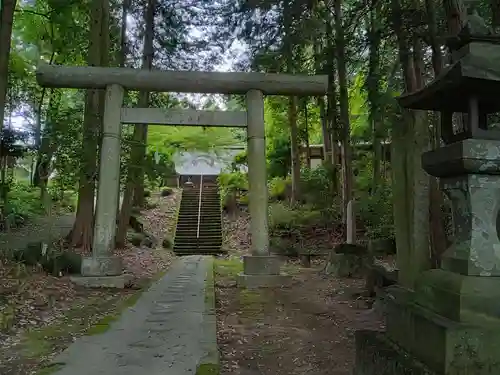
196,363,220,375
214,257,264,319
36,363,65,375
214,257,243,278
22,270,169,362
205,258,215,308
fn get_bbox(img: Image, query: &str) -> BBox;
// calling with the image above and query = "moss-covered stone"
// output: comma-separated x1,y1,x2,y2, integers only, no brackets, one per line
128,232,145,246
41,251,82,276
129,214,144,233
354,330,435,375
335,243,368,256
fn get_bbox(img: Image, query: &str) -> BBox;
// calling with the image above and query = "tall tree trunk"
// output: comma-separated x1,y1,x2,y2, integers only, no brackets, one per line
303,99,311,169
312,15,332,165
367,1,382,194
491,0,500,32
410,4,431,284
289,96,300,203
390,0,432,288
34,89,60,206
318,96,332,163
325,15,340,193
443,0,465,34
69,0,109,250
283,0,301,205
132,0,155,208
0,0,16,133
115,0,130,218
334,0,353,225
391,0,417,288
426,0,448,268
116,0,154,247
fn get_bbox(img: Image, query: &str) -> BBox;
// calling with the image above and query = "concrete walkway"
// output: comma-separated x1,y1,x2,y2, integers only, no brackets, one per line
52,255,217,375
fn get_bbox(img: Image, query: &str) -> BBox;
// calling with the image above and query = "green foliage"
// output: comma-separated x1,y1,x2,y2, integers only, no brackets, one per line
268,202,322,232
299,165,339,209
267,135,291,178
268,176,290,201
357,186,394,240
1,182,44,229
143,150,176,189
218,171,248,207
231,151,247,172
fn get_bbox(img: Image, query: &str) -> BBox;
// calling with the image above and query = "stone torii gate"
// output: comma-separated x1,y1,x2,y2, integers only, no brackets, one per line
36,64,328,288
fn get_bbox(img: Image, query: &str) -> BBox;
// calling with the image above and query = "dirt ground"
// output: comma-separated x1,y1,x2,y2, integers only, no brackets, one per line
215,258,385,375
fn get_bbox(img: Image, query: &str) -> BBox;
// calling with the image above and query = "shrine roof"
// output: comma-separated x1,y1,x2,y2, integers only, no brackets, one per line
398,41,500,113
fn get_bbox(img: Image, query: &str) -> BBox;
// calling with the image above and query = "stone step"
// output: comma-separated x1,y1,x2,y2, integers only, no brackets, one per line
174,250,226,256
175,238,222,243
174,250,222,254
174,240,220,244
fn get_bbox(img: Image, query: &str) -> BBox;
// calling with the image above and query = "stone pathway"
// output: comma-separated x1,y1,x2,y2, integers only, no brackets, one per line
51,255,217,375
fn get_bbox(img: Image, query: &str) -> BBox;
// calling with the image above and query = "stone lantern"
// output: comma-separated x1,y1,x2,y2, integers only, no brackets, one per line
355,35,500,375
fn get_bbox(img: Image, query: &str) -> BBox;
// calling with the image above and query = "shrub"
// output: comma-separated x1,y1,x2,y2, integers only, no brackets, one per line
300,165,337,208
270,236,299,257
128,232,145,246
218,172,248,208
268,176,290,201
161,187,173,197
162,237,173,249
356,186,394,240
1,182,45,229
143,190,151,198
268,202,322,233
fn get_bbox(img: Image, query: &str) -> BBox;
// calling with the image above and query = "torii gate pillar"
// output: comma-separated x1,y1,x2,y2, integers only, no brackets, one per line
237,89,291,288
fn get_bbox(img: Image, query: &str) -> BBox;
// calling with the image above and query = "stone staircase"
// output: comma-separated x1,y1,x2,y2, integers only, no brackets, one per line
173,178,224,256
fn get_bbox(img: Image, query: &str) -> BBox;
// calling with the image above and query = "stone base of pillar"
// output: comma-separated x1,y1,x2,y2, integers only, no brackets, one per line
71,256,126,288
81,256,123,276
70,274,132,289
356,284,500,375
237,255,292,288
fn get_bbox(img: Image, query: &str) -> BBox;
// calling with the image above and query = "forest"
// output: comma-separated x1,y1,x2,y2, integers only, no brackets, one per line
0,0,477,268
0,0,496,373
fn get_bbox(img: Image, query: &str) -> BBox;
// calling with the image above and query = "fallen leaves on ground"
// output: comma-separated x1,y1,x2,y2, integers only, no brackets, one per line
216,264,385,375
0,190,181,375
222,209,251,255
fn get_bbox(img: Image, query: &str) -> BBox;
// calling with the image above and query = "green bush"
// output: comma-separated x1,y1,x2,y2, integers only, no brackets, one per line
268,202,322,233
269,236,299,257
268,176,290,201
357,186,394,240
143,189,151,198
218,172,248,208
128,232,145,246
300,165,337,208
1,182,45,228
